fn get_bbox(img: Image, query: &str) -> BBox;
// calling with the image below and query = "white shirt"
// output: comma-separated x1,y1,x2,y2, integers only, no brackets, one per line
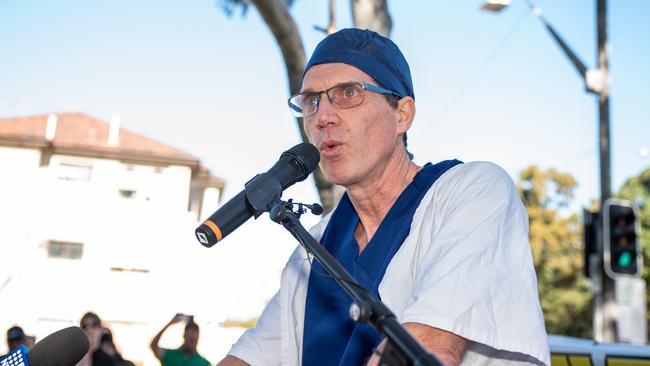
229,162,551,365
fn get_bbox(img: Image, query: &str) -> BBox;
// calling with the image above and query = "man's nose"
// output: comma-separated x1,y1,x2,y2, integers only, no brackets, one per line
315,95,338,128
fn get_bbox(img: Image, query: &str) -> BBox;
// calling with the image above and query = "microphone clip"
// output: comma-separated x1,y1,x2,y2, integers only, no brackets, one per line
284,198,324,218
269,198,323,222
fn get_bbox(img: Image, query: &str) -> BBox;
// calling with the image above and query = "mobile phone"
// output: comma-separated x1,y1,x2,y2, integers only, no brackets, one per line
178,314,193,322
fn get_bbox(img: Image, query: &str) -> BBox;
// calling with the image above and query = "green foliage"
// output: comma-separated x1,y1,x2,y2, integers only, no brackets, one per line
517,166,593,337
615,166,650,338
218,0,250,17
221,317,258,329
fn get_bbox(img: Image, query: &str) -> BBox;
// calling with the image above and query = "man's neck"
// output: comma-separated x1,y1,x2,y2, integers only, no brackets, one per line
181,346,196,357
346,151,420,251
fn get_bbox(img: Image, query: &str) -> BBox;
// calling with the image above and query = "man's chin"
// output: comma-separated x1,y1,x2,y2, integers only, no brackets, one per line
324,173,360,189
322,161,353,182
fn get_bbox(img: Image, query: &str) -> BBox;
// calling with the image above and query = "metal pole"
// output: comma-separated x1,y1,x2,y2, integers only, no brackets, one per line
596,0,617,343
483,0,618,342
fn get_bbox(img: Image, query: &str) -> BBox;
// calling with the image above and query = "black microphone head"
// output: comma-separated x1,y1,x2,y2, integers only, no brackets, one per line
280,142,320,181
29,326,89,366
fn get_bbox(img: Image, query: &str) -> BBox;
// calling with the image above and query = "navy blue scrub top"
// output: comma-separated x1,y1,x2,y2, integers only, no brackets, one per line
302,160,462,366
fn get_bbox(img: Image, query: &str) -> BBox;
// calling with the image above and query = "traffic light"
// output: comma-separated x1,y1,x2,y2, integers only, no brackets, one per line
583,209,599,278
603,199,641,278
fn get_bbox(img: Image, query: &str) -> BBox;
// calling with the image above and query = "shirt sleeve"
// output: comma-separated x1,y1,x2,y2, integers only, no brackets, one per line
398,162,550,364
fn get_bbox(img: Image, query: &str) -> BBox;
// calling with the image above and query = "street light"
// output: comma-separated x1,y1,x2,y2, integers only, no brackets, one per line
481,0,601,93
480,0,511,12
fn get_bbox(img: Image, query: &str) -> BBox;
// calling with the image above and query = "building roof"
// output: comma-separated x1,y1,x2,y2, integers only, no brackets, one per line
0,112,202,167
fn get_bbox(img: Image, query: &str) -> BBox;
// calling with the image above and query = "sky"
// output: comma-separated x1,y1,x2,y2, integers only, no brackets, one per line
1,0,649,319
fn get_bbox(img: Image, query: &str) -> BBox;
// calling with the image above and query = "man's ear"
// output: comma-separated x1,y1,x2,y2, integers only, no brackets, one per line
396,96,415,135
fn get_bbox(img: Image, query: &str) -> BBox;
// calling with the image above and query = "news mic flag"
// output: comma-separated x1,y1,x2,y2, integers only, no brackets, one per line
1,345,29,366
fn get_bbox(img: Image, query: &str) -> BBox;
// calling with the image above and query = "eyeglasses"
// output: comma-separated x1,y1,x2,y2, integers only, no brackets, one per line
288,81,401,118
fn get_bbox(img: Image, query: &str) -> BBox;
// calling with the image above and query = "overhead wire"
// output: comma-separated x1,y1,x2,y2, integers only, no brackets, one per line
423,6,530,135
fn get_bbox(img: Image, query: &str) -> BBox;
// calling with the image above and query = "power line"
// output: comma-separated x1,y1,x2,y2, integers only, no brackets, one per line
423,7,529,134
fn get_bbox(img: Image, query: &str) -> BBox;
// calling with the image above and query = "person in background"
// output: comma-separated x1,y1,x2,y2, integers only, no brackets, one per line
24,335,35,349
150,314,210,366
77,311,115,366
5,326,28,352
98,328,134,366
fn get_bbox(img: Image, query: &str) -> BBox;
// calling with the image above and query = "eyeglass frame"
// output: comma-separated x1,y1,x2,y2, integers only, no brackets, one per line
287,81,402,118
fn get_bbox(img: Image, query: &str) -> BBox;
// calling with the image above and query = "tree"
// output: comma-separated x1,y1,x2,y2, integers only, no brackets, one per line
517,165,593,337
350,0,392,37
615,166,650,338
219,0,391,213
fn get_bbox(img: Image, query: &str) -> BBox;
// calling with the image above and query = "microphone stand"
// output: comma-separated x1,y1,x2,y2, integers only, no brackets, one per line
268,200,442,366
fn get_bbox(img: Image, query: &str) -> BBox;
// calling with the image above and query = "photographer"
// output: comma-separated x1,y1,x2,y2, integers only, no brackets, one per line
150,314,210,366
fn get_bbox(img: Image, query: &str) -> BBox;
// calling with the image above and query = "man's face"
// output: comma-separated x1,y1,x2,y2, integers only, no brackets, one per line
302,63,406,187
183,329,199,353
8,339,25,351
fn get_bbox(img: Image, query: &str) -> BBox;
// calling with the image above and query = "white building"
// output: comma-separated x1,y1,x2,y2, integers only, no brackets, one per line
0,112,243,365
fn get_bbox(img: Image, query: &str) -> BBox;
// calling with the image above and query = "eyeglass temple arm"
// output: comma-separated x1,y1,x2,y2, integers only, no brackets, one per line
363,83,401,97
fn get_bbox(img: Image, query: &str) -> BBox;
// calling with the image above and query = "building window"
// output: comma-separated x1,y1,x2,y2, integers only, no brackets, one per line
57,162,93,182
47,240,83,260
119,189,136,199
110,267,150,274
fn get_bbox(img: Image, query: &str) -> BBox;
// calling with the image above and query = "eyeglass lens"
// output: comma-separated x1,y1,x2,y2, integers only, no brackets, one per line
293,83,365,117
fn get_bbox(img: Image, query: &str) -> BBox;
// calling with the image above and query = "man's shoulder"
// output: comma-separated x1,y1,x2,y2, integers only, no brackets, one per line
436,160,511,183
202,356,211,366
417,160,518,213
194,353,211,366
162,349,211,366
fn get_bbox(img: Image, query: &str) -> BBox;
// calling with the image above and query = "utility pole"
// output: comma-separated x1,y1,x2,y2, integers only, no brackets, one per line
596,0,617,343
481,0,618,342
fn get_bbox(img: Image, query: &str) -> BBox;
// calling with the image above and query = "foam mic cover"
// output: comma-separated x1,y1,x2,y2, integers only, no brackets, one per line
28,326,89,366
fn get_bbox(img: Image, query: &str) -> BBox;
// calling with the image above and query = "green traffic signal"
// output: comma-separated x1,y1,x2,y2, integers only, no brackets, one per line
618,251,632,268
604,199,641,278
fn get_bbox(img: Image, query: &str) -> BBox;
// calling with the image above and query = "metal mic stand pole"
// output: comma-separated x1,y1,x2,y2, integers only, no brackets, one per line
269,201,441,366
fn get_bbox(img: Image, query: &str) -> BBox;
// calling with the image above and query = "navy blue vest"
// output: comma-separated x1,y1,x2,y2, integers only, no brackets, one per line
302,160,462,366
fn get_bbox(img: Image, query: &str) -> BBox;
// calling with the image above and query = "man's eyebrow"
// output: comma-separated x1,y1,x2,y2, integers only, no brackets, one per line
300,81,359,93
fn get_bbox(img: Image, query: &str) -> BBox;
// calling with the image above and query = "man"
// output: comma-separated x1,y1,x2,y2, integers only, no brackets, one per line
5,326,28,352
150,314,210,366
218,28,549,365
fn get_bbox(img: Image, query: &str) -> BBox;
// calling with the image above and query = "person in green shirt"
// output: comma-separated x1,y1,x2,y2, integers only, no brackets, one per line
150,314,210,366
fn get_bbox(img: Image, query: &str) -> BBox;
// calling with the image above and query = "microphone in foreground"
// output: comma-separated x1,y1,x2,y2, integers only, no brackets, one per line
195,142,320,247
0,326,89,366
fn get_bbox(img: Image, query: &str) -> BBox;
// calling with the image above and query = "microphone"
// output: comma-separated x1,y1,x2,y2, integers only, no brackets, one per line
195,142,320,247
0,326,89,366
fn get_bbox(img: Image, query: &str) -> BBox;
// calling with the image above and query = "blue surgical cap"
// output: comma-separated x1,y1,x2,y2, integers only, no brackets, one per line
303,28,414,100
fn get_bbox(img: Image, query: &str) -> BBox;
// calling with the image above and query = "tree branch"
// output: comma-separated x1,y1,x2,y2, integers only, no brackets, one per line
350,0,392,37
250,0,338,212
315,0,337,35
